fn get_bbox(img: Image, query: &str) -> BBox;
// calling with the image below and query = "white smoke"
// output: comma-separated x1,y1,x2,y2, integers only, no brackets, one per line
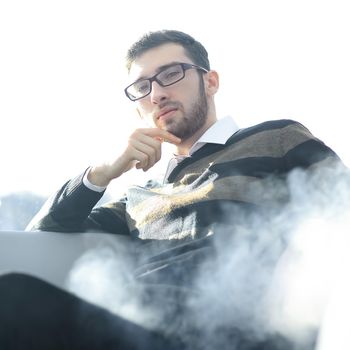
65,161,350,349
65,242,163,331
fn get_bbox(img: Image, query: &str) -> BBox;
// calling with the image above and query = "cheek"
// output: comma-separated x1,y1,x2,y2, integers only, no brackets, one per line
136,105,155,124
136,102,151,117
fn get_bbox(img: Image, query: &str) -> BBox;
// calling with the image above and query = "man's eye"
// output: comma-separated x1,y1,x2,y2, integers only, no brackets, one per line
164,69,181,80
135,81,149,93
167,71,181,79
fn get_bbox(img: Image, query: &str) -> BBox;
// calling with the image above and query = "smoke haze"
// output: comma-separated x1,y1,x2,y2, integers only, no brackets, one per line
65,162,350,349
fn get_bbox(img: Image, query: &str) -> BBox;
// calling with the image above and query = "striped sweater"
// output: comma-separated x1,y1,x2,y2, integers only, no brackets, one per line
30,119,339,241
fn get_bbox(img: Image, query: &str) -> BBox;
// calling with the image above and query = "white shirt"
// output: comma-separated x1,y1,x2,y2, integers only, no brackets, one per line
163,116,239,181
84,116,239,191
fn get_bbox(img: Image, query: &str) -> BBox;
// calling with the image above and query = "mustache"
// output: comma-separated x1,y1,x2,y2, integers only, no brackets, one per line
153,101,183,119
158,101,182,110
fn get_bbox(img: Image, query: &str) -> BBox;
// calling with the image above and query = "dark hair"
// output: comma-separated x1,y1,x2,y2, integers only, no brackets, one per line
125,30,210,72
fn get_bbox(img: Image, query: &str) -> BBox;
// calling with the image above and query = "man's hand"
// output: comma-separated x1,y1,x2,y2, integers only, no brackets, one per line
88,128,181,187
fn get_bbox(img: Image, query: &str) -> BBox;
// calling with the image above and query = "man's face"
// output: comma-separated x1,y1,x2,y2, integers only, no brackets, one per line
128,43,209,140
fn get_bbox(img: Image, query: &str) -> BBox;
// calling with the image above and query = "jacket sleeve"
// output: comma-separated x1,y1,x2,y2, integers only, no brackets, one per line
26,169,130,235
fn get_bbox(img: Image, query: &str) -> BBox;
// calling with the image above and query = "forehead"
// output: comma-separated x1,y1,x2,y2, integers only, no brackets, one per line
128,43,192,81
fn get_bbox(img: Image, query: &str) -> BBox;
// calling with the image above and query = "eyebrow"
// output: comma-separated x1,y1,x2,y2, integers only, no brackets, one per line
135,61,184,82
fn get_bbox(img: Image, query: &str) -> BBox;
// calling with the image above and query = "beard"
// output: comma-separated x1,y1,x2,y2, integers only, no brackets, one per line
157,77,208,140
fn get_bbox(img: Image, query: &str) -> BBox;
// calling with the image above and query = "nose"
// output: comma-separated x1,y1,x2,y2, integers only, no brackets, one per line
149,81,169,104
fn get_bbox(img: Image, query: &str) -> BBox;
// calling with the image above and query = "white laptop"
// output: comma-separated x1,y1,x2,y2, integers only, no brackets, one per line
0,230,130,289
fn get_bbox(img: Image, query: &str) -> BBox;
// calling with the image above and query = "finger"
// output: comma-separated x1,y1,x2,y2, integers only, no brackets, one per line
131,139,157,166
130,130,162,162
140,128,181,144
134,134,162,163
131,148,151,170
129,139,158,169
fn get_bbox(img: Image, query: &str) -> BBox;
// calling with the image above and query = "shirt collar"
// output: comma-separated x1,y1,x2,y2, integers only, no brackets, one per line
163,116,239,182
188,116,239,155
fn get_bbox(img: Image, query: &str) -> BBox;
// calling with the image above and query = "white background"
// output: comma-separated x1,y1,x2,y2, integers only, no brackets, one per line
1,0,349,196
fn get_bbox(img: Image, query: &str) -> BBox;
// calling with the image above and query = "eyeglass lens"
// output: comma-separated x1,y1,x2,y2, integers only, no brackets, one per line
127,64,185,100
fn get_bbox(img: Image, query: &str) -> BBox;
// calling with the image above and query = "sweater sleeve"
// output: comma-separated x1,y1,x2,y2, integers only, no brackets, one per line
26,169,130,235
280,121,342,172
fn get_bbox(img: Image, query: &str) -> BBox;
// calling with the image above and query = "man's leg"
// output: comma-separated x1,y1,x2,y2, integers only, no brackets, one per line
0,273,182,350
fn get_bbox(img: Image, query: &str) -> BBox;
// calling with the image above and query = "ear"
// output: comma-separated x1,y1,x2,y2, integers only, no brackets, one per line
204,70,219,96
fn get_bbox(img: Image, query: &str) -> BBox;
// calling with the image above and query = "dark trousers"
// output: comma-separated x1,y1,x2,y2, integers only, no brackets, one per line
0,273,183,350
0,273,312,350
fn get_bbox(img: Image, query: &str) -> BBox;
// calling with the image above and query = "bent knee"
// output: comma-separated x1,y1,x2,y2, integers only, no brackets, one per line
0,272,48,290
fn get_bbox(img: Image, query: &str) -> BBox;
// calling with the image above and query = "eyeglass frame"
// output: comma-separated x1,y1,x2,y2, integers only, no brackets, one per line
124,62,209,101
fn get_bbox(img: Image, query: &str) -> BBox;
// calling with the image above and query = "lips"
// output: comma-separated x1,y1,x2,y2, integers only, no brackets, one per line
157,107,178,120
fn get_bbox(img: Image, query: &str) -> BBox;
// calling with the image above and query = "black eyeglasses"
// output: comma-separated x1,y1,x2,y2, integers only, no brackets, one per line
124,62,208,101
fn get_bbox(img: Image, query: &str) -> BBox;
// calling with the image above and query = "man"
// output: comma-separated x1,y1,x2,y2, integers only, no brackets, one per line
0,30,342,349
